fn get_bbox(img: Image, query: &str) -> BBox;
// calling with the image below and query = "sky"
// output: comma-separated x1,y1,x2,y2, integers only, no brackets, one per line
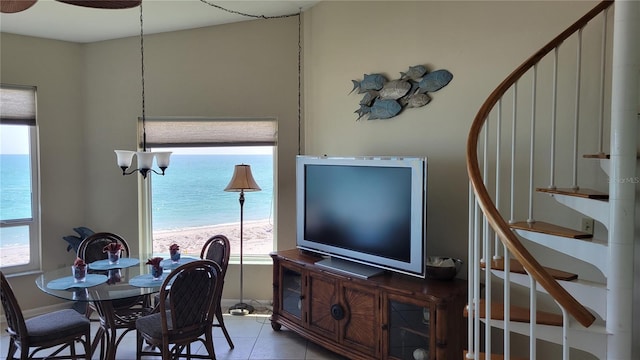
0,125,29,155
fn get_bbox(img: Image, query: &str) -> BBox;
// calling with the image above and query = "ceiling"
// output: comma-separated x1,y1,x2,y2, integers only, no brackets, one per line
0,0,318,43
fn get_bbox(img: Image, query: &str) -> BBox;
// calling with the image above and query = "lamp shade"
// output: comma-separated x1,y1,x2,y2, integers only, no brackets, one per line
114,150,135,168
224,164,261,192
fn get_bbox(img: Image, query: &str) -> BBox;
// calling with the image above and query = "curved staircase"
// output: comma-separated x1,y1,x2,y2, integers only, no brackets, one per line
465,1,639,359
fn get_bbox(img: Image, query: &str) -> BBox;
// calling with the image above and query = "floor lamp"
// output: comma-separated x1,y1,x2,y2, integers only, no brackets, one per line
224,164,261,315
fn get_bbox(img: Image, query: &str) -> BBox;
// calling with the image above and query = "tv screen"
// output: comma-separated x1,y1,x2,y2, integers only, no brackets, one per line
296,156,427,278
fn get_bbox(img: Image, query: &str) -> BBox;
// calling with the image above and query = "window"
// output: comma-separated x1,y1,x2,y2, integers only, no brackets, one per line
143,117,276,259
0,84,40,273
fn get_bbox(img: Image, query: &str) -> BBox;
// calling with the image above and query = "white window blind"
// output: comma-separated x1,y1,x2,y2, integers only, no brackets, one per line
140,117,277,148
0,84,36,126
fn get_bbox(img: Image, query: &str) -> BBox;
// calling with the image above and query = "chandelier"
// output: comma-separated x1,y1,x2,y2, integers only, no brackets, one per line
114,3,171,179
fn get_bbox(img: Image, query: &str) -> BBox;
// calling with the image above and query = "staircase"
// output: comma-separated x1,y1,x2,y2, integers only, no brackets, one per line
465,1,639,359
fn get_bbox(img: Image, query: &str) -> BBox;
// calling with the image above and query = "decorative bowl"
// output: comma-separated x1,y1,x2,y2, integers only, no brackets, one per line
425,256,463,280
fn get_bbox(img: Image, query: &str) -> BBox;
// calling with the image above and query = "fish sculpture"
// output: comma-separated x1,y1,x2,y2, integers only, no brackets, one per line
350,73,387,94
400,65,427,80
417,69,453,92
359,91,378,106
350,65,452,120
354,104,371,120
367,99,402,120
404,93,432,108
378,80,412,100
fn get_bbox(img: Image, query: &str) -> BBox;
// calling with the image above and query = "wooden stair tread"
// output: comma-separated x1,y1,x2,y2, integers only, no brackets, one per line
481,258,578,281
536,187,609,200
464,300,563,326
463,350,527,360
510,221,592,239
583,153,610,159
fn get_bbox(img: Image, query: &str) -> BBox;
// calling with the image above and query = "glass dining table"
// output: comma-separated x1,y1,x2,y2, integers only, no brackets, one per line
35,256,198,360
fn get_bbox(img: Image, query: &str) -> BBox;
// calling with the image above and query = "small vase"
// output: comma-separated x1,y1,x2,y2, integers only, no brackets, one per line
72,265,86,283
108,250,120,265
151,266,163,280
170,250,181,264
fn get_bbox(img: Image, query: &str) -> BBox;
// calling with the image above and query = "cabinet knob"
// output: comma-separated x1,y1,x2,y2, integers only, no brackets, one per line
330,304,345,320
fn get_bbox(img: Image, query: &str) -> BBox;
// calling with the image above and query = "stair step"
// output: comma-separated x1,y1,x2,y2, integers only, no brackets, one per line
481,319,608,359
536,187,609,200
510,221,592,239
463,350,527,360
583,152,640,159
481,258,578,281
464,300,563,326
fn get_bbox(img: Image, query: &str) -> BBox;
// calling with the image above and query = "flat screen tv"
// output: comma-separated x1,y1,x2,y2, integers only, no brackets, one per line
296,155,427,278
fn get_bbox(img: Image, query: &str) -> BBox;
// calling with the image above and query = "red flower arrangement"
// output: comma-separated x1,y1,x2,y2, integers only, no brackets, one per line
146,257,164,269
103,242,123,253
73,257,86,269
169,243,180,255
72,257,87,282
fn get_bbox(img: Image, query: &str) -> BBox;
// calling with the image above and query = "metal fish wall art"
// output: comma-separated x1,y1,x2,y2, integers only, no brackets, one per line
350,65,453,121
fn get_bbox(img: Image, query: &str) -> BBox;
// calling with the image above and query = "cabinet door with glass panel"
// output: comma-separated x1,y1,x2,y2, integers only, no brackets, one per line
278,262,305,324
384,293,434,360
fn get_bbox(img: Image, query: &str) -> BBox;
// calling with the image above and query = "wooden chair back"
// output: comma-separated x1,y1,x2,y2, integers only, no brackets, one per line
77,232,130,263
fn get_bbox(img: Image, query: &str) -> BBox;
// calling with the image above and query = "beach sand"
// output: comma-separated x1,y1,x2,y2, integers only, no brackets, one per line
0,220,274,267
153,220,274,256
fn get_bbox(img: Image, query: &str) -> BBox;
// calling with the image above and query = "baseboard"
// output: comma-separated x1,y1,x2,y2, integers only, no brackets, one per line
220,298,273,315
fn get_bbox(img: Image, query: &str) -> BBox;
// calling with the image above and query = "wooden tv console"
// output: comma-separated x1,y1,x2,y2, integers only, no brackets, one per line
270,249,467,360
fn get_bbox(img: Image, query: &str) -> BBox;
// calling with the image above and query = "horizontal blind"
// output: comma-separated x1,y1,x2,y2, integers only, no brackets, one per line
140,117,277,148
0,84,36,126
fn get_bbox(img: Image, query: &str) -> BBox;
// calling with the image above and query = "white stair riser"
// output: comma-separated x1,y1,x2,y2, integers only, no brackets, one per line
488,269,607,319
514,229,609,276
549,194,610,230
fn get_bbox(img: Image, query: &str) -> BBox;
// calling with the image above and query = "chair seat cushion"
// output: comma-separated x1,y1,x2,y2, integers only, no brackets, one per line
136,311,207,343
136,312,171,340
25,309,90,344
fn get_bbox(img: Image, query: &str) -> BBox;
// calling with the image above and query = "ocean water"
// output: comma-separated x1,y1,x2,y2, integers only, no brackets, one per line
0,153,273,244
151,154,273,230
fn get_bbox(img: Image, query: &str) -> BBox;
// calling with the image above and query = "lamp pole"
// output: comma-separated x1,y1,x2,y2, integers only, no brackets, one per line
225,164,261,315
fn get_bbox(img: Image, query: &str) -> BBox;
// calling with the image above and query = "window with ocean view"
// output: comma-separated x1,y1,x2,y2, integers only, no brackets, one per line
0,84,40,273
151,146,274,258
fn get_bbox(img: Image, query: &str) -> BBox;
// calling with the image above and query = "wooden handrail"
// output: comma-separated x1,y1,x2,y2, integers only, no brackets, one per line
466,0,613,328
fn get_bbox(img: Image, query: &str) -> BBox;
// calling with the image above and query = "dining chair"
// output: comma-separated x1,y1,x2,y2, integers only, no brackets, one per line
200,234,234,349
136,260,224,360
77,232,153,358
0,271,92,360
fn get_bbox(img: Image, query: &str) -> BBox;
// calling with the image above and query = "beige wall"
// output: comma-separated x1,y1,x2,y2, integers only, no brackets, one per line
302,1,613,358
303,0,598,267
82,18,301,302
1,16,300,310
1,34,86,310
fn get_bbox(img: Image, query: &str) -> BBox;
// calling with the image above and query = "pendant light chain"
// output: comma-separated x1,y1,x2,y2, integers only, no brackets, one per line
140,3,147,151
114,2,172,178
297,8,302,155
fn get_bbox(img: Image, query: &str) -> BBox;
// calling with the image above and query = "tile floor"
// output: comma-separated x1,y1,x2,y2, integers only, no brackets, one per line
0,312,348,360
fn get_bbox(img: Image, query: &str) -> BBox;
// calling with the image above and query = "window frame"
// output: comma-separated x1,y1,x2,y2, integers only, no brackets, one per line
137,117,277,263
0,84,41,274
